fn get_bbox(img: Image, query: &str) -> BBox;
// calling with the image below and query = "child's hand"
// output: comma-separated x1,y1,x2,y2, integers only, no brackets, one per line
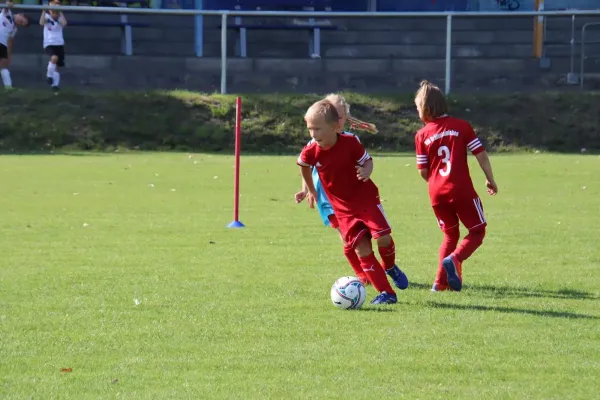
486,179,498,195
295,190,307,204
356,165,371,182
306,192,316,209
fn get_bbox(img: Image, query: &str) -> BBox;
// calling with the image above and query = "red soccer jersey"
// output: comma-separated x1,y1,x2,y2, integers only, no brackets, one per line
297,132,379,214
415,116,485,205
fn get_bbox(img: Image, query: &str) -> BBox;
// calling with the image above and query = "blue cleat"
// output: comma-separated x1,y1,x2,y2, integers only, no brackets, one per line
386,265,409,290
442,255,462,292
370,291,398,305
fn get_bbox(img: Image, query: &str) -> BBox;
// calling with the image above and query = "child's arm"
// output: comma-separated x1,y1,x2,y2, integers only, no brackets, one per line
474,151,498,195
300,166,317,208
356,158,373,182
58,10,67,26
295,178,308,204
39,11,46,25
418,168,429,182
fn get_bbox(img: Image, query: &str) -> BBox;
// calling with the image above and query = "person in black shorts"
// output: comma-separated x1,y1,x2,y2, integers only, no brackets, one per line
1,1,30,89
39,0,66,92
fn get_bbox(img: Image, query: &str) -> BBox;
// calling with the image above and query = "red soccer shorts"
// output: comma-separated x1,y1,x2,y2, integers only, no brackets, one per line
327,214,339,229
432,196,487,232
337,202,392,249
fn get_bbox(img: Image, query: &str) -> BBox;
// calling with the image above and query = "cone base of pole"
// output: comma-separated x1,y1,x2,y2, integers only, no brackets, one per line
227,221,245,228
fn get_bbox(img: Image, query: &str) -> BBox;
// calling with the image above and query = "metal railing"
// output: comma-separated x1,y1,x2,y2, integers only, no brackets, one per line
580,22,600,89
5,5,600,94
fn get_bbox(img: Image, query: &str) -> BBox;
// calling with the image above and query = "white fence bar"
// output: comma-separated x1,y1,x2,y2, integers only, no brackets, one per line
6,5,600,17
445,15,452,96
4,5,600,94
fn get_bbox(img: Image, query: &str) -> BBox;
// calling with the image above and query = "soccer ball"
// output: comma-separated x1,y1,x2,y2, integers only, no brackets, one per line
330,276,367,310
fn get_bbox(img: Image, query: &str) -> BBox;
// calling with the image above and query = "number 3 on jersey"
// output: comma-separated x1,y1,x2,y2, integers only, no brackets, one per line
438,145,451,176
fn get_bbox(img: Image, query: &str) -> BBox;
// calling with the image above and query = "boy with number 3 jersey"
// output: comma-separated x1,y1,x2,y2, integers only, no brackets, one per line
414,80,498,292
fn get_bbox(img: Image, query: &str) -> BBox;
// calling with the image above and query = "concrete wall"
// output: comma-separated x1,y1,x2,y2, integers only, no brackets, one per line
10,54,598,92
10,14,600,92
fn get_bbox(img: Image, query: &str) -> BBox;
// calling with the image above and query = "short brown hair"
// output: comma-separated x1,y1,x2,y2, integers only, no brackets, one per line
415,80,448,121
305,100,339,125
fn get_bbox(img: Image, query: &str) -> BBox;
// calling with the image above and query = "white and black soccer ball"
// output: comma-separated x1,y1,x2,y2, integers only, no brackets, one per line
330,276,367,310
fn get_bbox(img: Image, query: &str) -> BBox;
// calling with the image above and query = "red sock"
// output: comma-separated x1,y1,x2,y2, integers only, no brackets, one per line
377,237,396,271
454,226,485,263
436,226,460,288
343,245,369,284
359,252,395,294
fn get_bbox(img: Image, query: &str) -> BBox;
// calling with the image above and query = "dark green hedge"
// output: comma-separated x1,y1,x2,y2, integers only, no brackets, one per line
1,90,598,153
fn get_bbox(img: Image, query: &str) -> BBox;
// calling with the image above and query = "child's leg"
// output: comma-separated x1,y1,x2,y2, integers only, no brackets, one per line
331,216,368,284
367,202,409,290
454,225,485,262
47,54,57,84
339,216,396,304
432,203,461,290
454,197,487,263
375,234,408,290
0,57,12,88
435,224,460,289
354,234,395,296
375,234,395,270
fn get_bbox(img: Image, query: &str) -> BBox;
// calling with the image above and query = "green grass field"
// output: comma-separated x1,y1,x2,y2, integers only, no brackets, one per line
1,152,599,399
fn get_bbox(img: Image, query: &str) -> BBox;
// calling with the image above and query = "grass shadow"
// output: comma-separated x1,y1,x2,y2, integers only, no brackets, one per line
356,307,395,313
426,301,598,320
465,284,598,301
408,281,597,301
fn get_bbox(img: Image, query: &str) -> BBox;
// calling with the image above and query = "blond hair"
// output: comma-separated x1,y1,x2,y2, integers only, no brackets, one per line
305,100,340,125
324,93,378,134
415,80,448,121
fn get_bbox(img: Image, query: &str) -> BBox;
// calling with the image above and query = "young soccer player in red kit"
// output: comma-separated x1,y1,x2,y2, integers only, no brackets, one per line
297,100,409,305
414,80,498,292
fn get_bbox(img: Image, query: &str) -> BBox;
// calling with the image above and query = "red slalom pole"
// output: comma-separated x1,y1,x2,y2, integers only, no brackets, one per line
227,97,245,228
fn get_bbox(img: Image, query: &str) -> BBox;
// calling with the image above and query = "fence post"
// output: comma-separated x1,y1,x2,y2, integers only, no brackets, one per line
194,0,203,57
445,14,452,95
221,13,228,94
533,0,545,58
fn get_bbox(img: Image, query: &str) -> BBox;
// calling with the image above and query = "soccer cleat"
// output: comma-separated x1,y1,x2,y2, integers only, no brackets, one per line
47,77,53,85
442,255,462,292
370,291,397,305
386,265,409,290
52,86,60,95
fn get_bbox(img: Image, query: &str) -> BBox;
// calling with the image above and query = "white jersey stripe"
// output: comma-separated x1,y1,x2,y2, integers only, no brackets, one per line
297,157,310,167
357,151,370,165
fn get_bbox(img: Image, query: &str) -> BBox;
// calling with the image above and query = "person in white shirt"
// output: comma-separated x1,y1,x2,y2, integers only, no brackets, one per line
0,1,30,89
39,0,66,93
